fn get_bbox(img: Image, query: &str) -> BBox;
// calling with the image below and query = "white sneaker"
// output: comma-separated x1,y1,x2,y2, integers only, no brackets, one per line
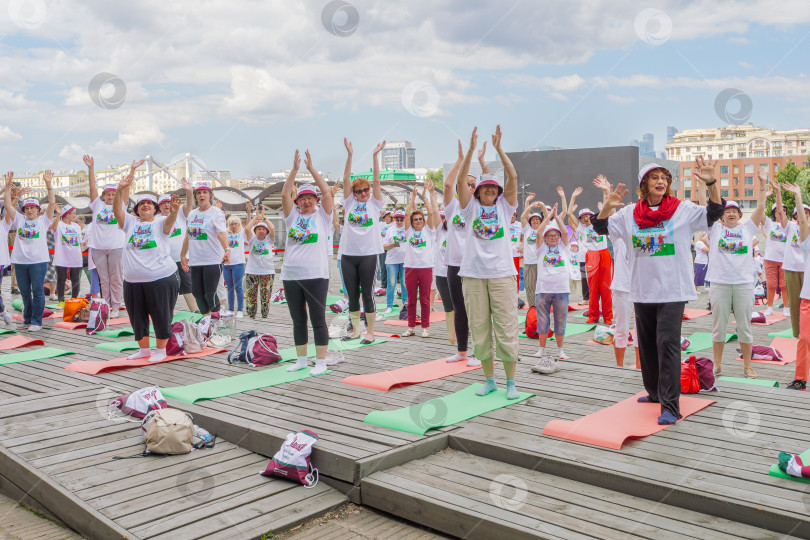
421,329,430,338
384,308,393,315
236,311,243,318
466,357,481,367
446,353,467,363
764,307,773,316
531,356,560,374
220,310,234,317
532,348,545,358
28,325,42,332
0,310,12,325
557,349,568,360
783,307,791,317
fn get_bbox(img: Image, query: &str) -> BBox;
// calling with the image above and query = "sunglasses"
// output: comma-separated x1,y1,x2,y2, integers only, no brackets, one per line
395,217,405,221
354,187,370,195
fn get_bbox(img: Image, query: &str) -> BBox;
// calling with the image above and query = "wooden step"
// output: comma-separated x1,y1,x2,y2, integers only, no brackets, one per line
361,448,794,540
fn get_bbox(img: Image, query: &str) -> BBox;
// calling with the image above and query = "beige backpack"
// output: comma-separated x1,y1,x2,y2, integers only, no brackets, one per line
142,409,194,455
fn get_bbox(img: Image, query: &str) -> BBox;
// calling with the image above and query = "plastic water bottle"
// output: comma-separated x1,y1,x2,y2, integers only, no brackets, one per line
193,425,213,444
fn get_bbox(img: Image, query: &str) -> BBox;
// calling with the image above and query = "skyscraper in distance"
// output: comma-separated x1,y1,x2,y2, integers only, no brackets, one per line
382,141,416,169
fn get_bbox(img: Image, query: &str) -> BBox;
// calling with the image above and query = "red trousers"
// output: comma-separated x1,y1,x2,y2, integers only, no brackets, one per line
405,267,432,328
586,249,613,323
796,299,810,382
513,257,520,291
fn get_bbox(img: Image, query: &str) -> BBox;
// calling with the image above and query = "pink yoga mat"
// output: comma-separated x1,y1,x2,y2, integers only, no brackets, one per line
542,391,716,449
13,312,63,321
384,312,447,327
568,303,589,311
735,336,797,365
342,357,483,391
682,309,711,320
64,347,225,375
0,335,43,350
54,317,131,330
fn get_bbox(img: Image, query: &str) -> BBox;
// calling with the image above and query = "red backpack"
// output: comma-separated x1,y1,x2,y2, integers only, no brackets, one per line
525,306,539,339
86,299,109,335
680,355,701,394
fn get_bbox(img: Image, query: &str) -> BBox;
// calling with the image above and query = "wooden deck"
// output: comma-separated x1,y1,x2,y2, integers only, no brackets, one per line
1,269,809,538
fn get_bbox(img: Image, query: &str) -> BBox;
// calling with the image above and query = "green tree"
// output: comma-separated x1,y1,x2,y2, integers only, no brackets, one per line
426,168,443,188
765,161,806,216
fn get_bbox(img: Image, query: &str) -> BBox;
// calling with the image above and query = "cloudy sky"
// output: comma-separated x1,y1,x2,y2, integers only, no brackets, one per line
1,0,810,179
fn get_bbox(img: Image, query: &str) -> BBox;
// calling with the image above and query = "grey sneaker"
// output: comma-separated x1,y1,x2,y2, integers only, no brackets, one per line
531,356,560,374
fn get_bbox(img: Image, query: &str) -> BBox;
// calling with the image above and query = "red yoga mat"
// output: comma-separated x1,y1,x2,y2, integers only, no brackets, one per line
342,357,483,391
384,311,447,327
735,336,797,365
13,312,63,321
54,316,131,330
568,302,589,311
64,347,226,375
542,391,716,449
0,335,44,350
682,309,711,320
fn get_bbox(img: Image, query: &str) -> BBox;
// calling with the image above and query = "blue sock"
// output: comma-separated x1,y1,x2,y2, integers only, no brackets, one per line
506,378,519,400
476,377,497,396
637,395,658,403
658,411,678,425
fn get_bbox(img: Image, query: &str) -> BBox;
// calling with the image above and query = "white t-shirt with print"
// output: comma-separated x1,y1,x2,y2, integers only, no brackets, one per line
166,208,186,263
706,219,759,285
799,236,810,300
0,219,10,267
535,242,572,294
383,226,406,265
782,221,804,273
281,206,332,281
522,225,540,265
607,201,708,303
341,194,383,256
577,223,608,252
610,236,630,293
444,198,468,268
434,227,449,278
122,214,177,283
245,235,275,275
764,217,788,262
11,214,50,265
509,222,521,257
226,230,246,266
694,241,709,265
88,197,127,250
53,221,83,268
186,206,227,266
404,226,437,269
83,225,94,271
459,196,518,279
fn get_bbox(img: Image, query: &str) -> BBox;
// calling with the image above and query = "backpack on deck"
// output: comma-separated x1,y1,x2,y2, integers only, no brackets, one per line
742,345,783,363
399,305,408,321
329,298,349,314
141,409,194,455
593,325,614,345
680,355,701,394
260,430,319,487
228,331,282,366
271,288,285,303
166,319,205,357
525,306,539,339
86,298,109,335
108,386,168,422
63,298,89,322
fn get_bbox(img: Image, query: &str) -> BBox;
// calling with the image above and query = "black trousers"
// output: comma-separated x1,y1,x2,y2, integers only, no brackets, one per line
283,278,329,347
55,266,80,301
435,275,454,312
124,274,179,341
378,252,388,288
191,264,222,315
446,265,469,352
634,301,686,418
579,262,590,300
341,254,377,314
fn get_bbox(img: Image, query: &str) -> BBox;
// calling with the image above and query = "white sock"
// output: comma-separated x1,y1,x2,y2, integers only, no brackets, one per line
310,358,328,375
557,347,564,357
128,348,151,360
148,348,167,363
537,347,545,356
446,352,468,363
287,355,308,372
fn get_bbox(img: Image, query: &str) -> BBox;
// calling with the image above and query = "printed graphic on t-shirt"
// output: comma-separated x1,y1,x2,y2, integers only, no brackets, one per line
251,241,271,255
227,233,241,249
347,202,373,227
526,229,537,243
61,229,80,246
287,215,318,244
631,220,675,256
390,228,405,245
472,206,503,240
790,231,801,247
585,227,603,244
451,213,466,229
543,246,565,267
408,231,427,248
187,214,210,240
128,222,157,249
17,220,39,239
510,224,520,242
770,226,787,242
95,207,117,225
718,227,748,254
170,227,182,238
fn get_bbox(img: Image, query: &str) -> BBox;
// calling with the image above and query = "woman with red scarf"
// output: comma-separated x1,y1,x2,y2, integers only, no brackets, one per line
592,158,723,425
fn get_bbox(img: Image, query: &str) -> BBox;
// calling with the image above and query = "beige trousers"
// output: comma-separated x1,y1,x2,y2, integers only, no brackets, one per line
462,276,519,362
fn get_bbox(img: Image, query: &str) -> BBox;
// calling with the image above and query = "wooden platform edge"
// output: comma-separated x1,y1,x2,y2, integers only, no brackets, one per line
356,433,450,484
0,443,137,540
448,431,809,537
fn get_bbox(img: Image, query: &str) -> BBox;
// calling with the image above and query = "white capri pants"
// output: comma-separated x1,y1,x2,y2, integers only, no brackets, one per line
612,288,634,349
709,283,754,344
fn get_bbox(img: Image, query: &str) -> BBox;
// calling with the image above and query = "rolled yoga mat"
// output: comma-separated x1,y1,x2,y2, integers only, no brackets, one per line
162,364,331,404
364,383,534,435
542,391,716,449
0,347,75,366
342,357,483,391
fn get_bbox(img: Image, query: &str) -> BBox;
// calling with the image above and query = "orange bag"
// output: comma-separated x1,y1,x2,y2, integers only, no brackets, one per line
680,355,701,394
63,298,89,322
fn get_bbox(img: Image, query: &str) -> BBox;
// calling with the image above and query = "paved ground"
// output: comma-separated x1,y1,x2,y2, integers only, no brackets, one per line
0,493,82,540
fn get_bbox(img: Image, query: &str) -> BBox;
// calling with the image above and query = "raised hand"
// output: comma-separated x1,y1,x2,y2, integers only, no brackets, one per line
530,201,543,209
572,186,583,197
467,127,478,151
457,139,464,161
693,156,718,184
344,137,353,155
18,186,30,198
330,183,340,196
181,177,192,191
245,200,253,213
783,182,802,196
425,178,435,192
410,185,418,201
491,125,502,150
119,172,134,189
3,172,13,187
757,167,769,183
292,150,301,171
130,159,145,171
550,203,558,219
83,155,94,168
214,199,222,209
170,194,181,213
477,140,487,163
304,149,314,171
593,174,610,192
42,170,53,185
373,141,386,156
556,186,565,196
603,184,629,212
525,192,535,205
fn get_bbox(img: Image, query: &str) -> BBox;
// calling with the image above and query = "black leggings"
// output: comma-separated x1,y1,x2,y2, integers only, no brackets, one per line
56,266,80,302
283,278,329,347
435,275,454,312
446,265,469,352
124,274,179,341
341,254,377,314
191,264,222,315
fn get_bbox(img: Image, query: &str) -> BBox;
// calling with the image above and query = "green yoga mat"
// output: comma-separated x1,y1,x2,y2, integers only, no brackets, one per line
364,383,535,435
0,347,75,366
96,327,135,338
718,376,779,388
173,311,204,323
11,299,59,311
277,337,389,362
769,448,810,484
520,323,596,340
682,332,736,355
162,364,331,404
768,328,795,338
95,338,157,352
0,328,15,336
